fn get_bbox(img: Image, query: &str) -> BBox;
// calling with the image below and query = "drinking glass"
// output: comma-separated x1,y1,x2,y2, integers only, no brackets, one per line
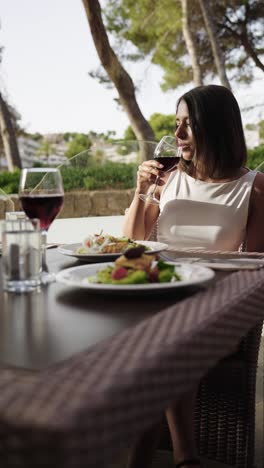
19,168,64,282
138,136,181,205
2,218,42,293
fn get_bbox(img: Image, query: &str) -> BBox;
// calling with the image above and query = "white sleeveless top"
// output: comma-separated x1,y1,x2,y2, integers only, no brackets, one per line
158,169,257,251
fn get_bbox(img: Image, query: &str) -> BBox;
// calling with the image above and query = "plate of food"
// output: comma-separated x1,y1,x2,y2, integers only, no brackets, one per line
58,233,168,262
56,247,215,294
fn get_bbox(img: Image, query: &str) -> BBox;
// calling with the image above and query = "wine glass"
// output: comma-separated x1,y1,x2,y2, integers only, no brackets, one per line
138,136,181,205
19,167,64,282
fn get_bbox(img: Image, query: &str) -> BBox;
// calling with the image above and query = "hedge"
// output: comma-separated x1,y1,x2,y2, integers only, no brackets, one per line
247,144,264,170
0,162,138,194
0,145,264,195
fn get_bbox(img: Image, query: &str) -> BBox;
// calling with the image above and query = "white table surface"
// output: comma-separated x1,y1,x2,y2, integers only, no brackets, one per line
47,216,125,244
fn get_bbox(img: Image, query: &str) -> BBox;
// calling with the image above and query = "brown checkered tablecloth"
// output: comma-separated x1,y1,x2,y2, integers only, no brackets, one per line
0,268,264,467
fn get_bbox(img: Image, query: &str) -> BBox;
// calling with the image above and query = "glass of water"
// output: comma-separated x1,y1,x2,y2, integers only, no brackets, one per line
1,218,42,293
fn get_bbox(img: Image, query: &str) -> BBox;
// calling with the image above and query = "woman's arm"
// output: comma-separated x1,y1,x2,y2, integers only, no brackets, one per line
122,160,166,240
123,192,159,240
246,172,264,252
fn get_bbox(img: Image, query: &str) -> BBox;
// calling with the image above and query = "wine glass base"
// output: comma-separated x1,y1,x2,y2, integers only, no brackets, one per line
138,193,160,205
40,271,56,285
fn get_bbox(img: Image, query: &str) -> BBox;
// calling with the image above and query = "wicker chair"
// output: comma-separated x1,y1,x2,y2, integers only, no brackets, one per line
158,323,262,468
196,323,262,467
149,225,263,467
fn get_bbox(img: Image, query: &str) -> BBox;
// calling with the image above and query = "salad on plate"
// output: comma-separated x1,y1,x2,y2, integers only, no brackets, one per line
88,246,182,285
75,232,147,255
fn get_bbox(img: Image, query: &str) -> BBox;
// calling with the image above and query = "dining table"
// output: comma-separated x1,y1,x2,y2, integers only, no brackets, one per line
0,217,264,468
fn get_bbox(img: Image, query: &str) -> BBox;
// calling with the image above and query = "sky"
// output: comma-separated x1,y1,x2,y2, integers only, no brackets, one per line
0,0,263,138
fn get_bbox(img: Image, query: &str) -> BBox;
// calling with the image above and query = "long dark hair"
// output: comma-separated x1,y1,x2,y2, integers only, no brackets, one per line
177,85,247,178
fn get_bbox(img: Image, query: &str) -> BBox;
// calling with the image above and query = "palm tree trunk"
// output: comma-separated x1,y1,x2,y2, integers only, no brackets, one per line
181,0,203,86
82,0,155,161
198,0,232,90
0,92,22,171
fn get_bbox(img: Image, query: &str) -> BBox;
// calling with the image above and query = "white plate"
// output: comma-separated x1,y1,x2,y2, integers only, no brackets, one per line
56,262,215,294
58,240,168,263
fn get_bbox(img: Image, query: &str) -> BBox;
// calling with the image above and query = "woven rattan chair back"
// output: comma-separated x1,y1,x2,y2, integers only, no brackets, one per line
151,224,263,467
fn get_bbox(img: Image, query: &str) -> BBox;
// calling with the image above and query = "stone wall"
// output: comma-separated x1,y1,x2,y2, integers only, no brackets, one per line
0,190,135,219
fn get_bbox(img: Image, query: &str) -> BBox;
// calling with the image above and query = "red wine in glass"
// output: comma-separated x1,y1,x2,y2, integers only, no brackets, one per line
19,167,64,283
139,136,181,205
154,156,180,172
20,194,64,231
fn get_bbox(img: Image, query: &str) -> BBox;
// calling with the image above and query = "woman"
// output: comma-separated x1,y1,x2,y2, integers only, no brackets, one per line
123,85,264,468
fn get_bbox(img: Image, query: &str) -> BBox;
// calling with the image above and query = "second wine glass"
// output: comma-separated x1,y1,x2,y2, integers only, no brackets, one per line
19,167,64,282
138,136,181,205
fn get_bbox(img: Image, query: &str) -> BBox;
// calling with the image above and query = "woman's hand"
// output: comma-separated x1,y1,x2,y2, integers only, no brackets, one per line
136,160,165,195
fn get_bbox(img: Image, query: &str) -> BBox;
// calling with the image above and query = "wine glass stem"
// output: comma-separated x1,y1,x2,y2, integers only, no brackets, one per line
41,231,49,272
151,176,160,198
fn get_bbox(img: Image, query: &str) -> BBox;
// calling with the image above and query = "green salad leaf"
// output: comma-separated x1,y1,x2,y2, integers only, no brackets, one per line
88,260,182,285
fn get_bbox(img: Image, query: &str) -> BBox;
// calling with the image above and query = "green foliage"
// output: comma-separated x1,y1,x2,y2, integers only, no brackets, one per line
82,162,137,190
65,134,92,159
65,150,93,168
247,144,264,171
104,0,264,90
215,1,264,84
63,132,75,142
30,132,43,141
60,161,137,191
60,167,88,190
37,139,54,157
93,149,105,164
0,161,137,195
104,0,192,89
116,141,135,155
0,169,20,194
245,123,257,131
124,113,175,141
259,120,264,140
149,113,175,140
32,161,46,168
1,143,264,195
124,126,136,140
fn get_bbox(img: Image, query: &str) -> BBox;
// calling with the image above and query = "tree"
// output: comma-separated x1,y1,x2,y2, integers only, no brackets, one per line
105,0,194,90
245,123,257,131
149,113,176,140
125,112,176,141
30,132,43,142
216,0,264,79
198,0,232,89
181,0,203,86
82,0,155,161
0,92,22,171
124,125,136,141
0,40,22,171
104,0,263,90
65,133,92,159
259,120,264,140
37,139,54,158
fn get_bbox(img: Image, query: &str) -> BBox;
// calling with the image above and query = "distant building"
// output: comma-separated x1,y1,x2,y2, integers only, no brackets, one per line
0,156,8,169
92,142,138,164
17,136,67,167
53,141,68,158
39,154,68,166
17,136,41,167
